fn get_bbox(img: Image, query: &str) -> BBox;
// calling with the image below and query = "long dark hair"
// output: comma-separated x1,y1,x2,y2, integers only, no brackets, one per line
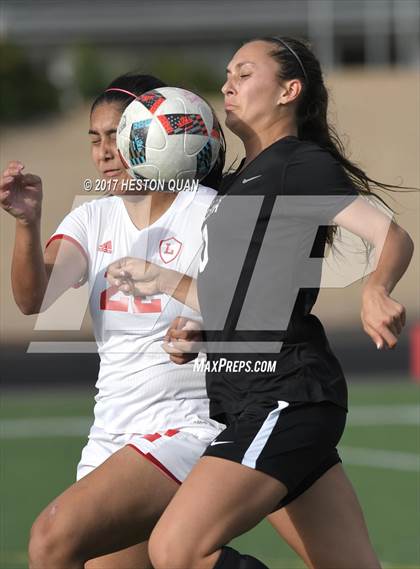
91,72,226,190
248,37,413,246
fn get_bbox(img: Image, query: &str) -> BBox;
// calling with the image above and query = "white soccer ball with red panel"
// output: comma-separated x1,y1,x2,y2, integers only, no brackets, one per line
116,87,221,183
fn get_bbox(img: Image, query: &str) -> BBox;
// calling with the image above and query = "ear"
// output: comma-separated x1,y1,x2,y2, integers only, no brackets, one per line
277,79,303,105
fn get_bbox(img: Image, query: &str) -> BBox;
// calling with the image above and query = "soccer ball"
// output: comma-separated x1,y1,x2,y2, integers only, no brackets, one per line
116,87,221,183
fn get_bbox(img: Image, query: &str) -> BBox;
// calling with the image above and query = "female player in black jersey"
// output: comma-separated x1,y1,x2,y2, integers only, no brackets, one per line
108,38,414,569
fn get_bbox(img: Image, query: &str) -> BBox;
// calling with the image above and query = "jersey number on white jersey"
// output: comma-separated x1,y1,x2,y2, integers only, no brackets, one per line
100,284,162,313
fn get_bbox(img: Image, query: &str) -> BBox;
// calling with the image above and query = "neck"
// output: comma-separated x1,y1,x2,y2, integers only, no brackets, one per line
241,119,297,171
121,191,177,230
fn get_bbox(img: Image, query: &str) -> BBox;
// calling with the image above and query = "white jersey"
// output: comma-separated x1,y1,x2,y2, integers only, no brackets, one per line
48,188,221,436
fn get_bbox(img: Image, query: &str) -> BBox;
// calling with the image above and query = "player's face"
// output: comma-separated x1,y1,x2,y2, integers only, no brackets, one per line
222,41,284,137
89,102,128,184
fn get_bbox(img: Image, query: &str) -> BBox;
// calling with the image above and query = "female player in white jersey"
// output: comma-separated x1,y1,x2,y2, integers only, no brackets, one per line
107,40,414,568
0,73,226,569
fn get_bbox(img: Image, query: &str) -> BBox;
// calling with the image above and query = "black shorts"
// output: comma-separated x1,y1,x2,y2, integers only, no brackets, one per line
203,400,346,509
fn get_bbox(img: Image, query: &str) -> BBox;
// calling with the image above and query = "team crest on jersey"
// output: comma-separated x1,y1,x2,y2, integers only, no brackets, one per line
159,237,182,264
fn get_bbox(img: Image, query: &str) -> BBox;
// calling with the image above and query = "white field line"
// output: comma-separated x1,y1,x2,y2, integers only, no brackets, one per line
1,406,419,473
347,405,420,426
0,416,91,438
2,405,417,437
339,446,420,472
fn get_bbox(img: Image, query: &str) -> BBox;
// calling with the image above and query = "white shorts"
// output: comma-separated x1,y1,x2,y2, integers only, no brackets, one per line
76,424,220,484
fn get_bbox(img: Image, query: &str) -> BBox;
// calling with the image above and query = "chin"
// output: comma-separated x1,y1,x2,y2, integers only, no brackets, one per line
225,114,248,139
225,112,240,132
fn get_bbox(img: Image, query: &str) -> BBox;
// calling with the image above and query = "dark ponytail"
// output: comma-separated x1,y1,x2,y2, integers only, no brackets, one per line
250,37,414,246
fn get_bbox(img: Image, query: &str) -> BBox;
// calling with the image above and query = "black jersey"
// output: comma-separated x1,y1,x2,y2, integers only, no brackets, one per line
197,136,359,420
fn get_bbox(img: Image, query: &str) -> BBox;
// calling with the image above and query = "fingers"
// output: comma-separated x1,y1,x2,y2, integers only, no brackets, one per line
106,258,128,283
2,161,24,178
389,317,403,336
0,175,13,190
377,324,398,349
0,188,12,210
363,322,386,350
1,163,24,190
169,329,194,341
108,276,134,295
118,281,134,295
0,172,18,192
364,319,399,350
166,320,203,343
386,302,405,337
6,160,24,171
162,338,200,354
174,316,189,329
1,165,40,194
362,290,407,350
164,316,185,343
170,353,197,365
165,317,190,340
107,259,159,297
163,317,203,361
106,270,131,292
162,342,199,365
378,302,406,348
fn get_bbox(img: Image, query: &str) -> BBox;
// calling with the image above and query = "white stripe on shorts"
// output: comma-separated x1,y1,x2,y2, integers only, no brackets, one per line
241,400,290,469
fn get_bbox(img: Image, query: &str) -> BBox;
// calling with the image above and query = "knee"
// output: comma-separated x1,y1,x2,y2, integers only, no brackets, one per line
148,528,198,569
28,506,81,569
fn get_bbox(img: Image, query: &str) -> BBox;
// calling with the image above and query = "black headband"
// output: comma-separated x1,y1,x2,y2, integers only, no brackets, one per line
271,37,308,83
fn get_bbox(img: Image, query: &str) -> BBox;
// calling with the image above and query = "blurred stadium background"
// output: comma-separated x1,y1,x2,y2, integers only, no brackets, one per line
0,1,419,568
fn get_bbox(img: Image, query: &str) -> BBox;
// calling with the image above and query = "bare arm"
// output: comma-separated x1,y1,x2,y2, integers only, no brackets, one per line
11,220,49,314
1,161,87,314
333,196,414,349
159,268,199,312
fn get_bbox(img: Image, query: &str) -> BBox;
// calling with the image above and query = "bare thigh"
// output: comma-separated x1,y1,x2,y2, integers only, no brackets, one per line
268,463,381,569
149,456,288,568
85,542,151,569
31,445,178,561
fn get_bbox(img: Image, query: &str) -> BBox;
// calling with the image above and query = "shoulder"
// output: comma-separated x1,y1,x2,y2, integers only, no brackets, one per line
284,140,357,196
73,195,119,218
190,184,217,207
57,196,119,234
287,139,339,164
285,139,348,174
196,184,217,198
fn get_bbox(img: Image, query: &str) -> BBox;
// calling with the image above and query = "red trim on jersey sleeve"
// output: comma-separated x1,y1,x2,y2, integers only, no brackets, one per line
126,444,181,485
46,234,88,262
45,234,88,288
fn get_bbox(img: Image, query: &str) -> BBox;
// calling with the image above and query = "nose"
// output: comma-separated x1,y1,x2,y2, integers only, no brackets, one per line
99,139,114,162
221,77,234,96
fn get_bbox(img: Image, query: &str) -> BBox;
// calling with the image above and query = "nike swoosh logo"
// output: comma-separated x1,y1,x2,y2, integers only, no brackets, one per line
242,175,262,184
210,440,234,446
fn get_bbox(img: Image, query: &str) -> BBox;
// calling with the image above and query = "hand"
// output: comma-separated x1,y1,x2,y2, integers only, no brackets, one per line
361,285,406,350
107,257,162,297
162,316,203,365
0,161,43,224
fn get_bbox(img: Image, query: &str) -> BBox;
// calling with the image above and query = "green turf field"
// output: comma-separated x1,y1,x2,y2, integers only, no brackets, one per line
1,380,419,569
